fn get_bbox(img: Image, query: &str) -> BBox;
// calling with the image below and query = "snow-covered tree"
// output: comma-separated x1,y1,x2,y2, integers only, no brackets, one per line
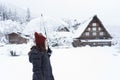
0,3,6,20
26,8,31,22
0,3,29,23
63,19,80,33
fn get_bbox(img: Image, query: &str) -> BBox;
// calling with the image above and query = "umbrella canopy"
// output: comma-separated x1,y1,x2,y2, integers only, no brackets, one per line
23,15,68,38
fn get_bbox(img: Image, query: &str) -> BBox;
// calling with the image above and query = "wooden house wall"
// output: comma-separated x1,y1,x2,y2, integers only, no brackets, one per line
79,41,111,47
8,33,28,44
72,39,81,47
72,39,112,47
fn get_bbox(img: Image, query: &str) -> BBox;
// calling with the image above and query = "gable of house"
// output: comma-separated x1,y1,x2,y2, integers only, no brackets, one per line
72,15,112,47
79,15,112,39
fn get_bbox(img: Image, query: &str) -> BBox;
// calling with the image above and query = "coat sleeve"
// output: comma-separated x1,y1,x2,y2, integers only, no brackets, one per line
28,52,32,63
29,51,43,72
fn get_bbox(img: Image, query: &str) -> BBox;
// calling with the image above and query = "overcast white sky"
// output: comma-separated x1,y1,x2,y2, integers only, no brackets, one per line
2,0,120,26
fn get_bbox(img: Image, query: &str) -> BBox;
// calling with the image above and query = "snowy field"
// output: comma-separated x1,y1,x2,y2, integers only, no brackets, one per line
0,44,120,80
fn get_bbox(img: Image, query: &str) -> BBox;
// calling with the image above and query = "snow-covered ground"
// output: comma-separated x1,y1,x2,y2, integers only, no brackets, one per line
0,14,120,80
0,44,120,80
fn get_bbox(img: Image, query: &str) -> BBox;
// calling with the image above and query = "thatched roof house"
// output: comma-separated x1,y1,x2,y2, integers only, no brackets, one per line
72,15,112,47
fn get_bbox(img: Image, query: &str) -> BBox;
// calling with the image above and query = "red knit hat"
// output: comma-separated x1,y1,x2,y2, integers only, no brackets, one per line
34,32,46,45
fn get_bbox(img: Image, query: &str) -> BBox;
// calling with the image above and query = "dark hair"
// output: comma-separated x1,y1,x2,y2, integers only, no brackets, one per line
36,40,47,52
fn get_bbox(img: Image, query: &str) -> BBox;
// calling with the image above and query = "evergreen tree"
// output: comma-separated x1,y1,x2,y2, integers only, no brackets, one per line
0,3,28,23
26,8,31,22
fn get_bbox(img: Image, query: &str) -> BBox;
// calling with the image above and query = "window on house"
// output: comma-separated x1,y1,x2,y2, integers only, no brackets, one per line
98,27,101,31
92,32,96,36
87,28,91,31
92,23,97,26
100,32,104,36
85,32,90,36
92,27,96,31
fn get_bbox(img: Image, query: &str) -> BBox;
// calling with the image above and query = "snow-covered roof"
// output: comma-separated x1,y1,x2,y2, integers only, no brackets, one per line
0,20,22,34
103,24,118,38
81,39,112,42
49,32,73,38
74,16,93,38
23,16,68,37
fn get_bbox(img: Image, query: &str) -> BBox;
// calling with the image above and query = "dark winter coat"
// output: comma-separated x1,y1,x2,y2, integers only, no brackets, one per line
28,46,54,80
